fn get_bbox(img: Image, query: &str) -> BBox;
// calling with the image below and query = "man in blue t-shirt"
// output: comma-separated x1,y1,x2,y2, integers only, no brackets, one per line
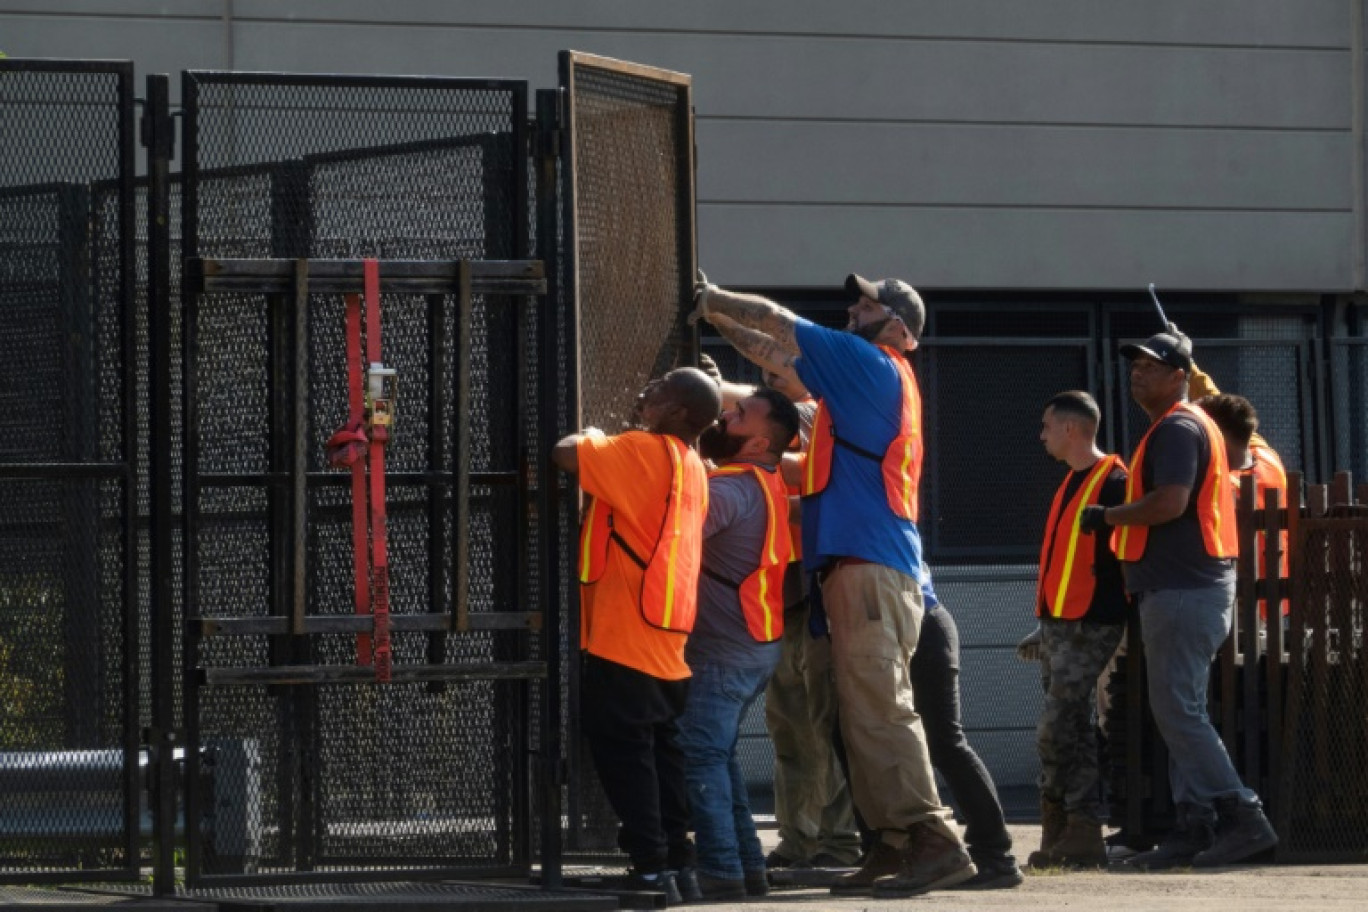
693,274,976,899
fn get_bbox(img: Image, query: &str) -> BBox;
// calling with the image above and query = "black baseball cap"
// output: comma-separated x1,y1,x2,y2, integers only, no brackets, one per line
846,273,925,340
1120,332,1193,373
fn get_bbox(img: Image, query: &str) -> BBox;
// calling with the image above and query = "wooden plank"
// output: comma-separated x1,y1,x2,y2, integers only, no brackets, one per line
186,258,546,296
201,660,546,686
199,612,542,636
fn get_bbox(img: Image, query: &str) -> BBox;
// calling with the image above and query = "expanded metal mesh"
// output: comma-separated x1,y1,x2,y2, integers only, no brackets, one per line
565,56,694,432
919,339,1091,559
559,54,697,861
1278,516,1368,862
1330,340,1368,482
182,73,533,879
0,62,136,879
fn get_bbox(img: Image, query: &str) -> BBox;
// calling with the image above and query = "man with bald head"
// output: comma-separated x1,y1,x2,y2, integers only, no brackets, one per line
553,366,721,901
694,276,976,898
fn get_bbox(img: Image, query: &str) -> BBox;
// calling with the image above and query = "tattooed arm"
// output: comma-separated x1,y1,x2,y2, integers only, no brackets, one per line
708,312,803,387
697,287,800,355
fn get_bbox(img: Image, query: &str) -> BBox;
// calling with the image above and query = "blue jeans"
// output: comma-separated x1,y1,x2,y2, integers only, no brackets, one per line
1138,584,1258,814
676,660,777,879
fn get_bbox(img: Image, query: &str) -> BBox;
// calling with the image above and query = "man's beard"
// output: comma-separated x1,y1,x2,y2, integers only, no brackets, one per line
698,423,746,462
850,316,892,343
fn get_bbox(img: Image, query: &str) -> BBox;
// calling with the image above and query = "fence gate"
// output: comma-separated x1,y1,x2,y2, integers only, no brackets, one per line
554,51,699,856
0,60,140,884
176,71,551,887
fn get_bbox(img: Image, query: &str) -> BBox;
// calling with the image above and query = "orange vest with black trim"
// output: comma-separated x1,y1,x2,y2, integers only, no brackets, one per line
706,463,792,642
801,345,921,521
1112,402,1238,562
578,435,708,633
1233,444,1289,618
1037,455,1127,620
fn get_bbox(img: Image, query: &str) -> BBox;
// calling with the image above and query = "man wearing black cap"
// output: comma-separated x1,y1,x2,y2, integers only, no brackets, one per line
1078,328,1278,870
691,275,978,898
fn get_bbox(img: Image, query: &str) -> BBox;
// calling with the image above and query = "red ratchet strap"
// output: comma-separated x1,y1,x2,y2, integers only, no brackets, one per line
344,288,372,665
324,259,392,682
363,258,392,683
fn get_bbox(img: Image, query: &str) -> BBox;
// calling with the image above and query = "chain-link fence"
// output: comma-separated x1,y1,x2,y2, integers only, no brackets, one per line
0,60,139,883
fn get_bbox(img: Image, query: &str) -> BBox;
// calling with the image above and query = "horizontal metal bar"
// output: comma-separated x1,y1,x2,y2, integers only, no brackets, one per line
0,462,129,479
567,51,692,87
201,660,546,686
186,258,545,296
922,337,1090,347
190,864,525,890
185,70,525,92
199,612,542,636
197,471,518,488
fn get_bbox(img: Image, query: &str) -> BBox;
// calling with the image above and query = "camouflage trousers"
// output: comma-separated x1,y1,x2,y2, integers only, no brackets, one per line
1037,618,1125,822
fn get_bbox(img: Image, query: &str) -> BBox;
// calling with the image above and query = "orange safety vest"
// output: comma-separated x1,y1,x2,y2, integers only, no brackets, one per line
1233,444,1289,618
801,345,922,521
704,463,792,642
1037,455,1127,620
577,435,708,632
1113,402,1238,562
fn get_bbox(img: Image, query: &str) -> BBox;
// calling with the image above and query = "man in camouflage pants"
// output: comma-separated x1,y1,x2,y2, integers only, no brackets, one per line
1030,391,1129,867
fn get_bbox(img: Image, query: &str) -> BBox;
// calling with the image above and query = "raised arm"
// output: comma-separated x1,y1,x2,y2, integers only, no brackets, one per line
708,312,803,386
695,286,801,357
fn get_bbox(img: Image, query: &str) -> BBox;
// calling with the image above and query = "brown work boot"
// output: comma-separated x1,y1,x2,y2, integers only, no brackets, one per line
1037,815,1108,868
871,823,977,898
1026,796,1067,868
829,840,902,896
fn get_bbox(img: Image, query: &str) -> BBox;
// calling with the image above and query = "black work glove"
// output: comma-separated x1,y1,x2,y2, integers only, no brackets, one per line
1078,505,1110,535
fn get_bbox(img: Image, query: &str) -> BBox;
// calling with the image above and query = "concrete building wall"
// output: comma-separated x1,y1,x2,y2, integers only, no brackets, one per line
1,0,1362,292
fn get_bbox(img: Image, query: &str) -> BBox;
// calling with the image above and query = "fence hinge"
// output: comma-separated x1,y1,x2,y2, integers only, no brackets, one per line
139,99,176,159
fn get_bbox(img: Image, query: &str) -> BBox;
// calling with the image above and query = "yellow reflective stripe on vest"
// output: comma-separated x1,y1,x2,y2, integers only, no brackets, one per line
1048,458,1112,618
578,497,601,583
659,439,685,628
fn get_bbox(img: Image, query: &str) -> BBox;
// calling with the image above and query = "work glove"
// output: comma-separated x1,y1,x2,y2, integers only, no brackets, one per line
1078,505,1110,535
1016,626,1043,663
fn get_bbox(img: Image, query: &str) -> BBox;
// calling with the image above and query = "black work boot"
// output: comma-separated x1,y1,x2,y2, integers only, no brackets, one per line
1125,804,1215,871
622,868,683,905
1193,795,1278,867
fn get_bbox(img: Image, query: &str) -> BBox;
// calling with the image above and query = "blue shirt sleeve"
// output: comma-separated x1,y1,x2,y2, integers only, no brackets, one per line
793,319,903,453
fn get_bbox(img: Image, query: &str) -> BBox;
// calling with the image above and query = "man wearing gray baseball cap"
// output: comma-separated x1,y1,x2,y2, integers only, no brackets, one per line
690,272,979,898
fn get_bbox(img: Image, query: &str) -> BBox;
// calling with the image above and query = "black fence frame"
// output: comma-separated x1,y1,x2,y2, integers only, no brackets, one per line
0,58,140,886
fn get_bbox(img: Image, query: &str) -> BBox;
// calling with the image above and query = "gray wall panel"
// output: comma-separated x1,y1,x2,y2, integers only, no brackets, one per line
698,121,1351,211
220,24,1351,129
0,3,1357,286
698,205,1355,290
188,1,1358,49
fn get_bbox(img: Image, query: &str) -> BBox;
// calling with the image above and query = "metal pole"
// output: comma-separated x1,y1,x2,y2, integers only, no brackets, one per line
143,72,179,897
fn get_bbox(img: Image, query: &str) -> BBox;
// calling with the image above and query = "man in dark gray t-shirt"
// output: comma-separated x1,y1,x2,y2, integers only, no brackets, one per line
1081,330,1277,872
675,387,801,901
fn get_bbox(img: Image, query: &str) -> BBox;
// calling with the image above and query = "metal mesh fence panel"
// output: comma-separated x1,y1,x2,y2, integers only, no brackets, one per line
181,72,535,881
558,53,698,861
563,53,696,432
1278,515,1368,862
1330,339,1368,482
919,340,1091,559
0,61,137,881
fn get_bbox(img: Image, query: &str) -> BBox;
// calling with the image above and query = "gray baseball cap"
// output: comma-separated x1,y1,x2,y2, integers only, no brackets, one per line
1120,331,1193,373
846,273,925,340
